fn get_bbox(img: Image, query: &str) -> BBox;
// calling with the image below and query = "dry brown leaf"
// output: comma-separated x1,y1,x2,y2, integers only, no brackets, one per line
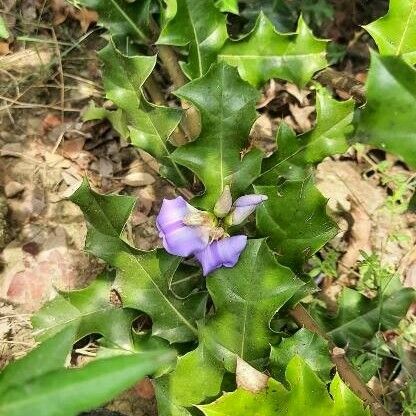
123,172,155,187
73,8,98,33
0,42,10,55
0,46,54,72
289,103,315,132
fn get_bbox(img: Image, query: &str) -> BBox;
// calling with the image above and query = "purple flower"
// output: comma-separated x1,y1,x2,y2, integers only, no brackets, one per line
156,192,267,276
227,194,268,226
195,235,247,276
156,197,210,257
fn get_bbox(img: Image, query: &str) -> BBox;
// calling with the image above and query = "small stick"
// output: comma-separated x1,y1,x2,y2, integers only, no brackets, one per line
314,68,366,104
289,304,390,416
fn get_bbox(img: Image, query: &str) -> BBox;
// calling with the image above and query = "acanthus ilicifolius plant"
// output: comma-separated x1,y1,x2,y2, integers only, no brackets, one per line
3,1,413,416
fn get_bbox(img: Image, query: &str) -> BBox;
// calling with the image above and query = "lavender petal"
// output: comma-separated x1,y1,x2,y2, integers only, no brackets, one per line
234,194,268,207
195,235,247,276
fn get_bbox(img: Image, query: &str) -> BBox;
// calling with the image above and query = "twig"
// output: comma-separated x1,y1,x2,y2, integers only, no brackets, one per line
51,27,65,123
289,304,390,416
314,68,366,104
156,45,201,140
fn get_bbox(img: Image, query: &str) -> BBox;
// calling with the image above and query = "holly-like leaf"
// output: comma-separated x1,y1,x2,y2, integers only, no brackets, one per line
258,87,354,183
88,41,187,186
32,273,138,350
198,356,370,416
363,0,416,65
70,180,206,343
270,328,333,383
172,63,262,209
356,53,416,169
215,0,239,14
70,178,135,238
218,12,328,87
155,239,304,411
203,239,304,371
0,344,174,416
157,0,228,79
77,0,152,42
255,176,338,270
313,278,416,349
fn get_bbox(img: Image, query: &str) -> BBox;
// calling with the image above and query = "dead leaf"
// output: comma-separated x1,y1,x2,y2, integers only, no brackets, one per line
289,103,315,132
236,357,269,393
4,180,25,198
0,42,10,55
73,8,98,33
123,172,155,187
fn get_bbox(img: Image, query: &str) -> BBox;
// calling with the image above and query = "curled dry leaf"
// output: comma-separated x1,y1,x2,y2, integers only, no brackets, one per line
123,172,155,187
236,357,269,393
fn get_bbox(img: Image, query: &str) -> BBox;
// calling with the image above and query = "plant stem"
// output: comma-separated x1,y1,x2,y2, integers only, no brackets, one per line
289,304,390,416
314,68,366,104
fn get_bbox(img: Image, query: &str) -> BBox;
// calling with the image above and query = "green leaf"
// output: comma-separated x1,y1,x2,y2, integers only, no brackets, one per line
363,0,416,65
198,356,370,416
215,0,239,14
258,87,354,183
77,0,152,42
154,377,194,416
32,273,137,349
313,281,416,349
0,349,175,416
158,0,228,79
203,239,304,371
70,182,207,343
70,178,135,237
0,327,75,395
92,41,187,186
255,176,338,270
83,103,129,139
157,240,304,411
270,328,333,383
0,16,9,39
172,62,261,209
218,13,328,87
356,53,416,169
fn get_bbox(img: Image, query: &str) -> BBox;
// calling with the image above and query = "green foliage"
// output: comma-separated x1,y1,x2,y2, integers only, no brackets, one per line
219,13,328,87
87,41,187,186
0,328,174,416
364,0,416,65
156,239,304,411
215,0,239,14
71,179,206,343
32,274,137,348
313,275,415,349
258,87,354,182
198,356,370,416
270,328,333,383
172,62,262,209
356,53,416,169
255,176,338,270
77,0,152,42
0,16,9,39
158,0,228,79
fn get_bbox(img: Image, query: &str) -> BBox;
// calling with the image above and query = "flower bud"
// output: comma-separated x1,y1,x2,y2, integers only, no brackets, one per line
225,194,268,226
214,185,232,218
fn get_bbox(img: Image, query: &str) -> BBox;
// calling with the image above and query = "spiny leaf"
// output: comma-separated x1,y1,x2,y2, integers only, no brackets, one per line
158,0,228,79
32,273,137,349
157,240,304,410
70,181,206,343
70,177,135,237
198,356,370,416
172,62,262,209
270,328,333,383
258,87,354,183
218,12,328,87
312,277,416,349
364,0,416,65
77,0,152,42
255,176,338,270
356,53,416,169
0,347,175,416
88,41,187,186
